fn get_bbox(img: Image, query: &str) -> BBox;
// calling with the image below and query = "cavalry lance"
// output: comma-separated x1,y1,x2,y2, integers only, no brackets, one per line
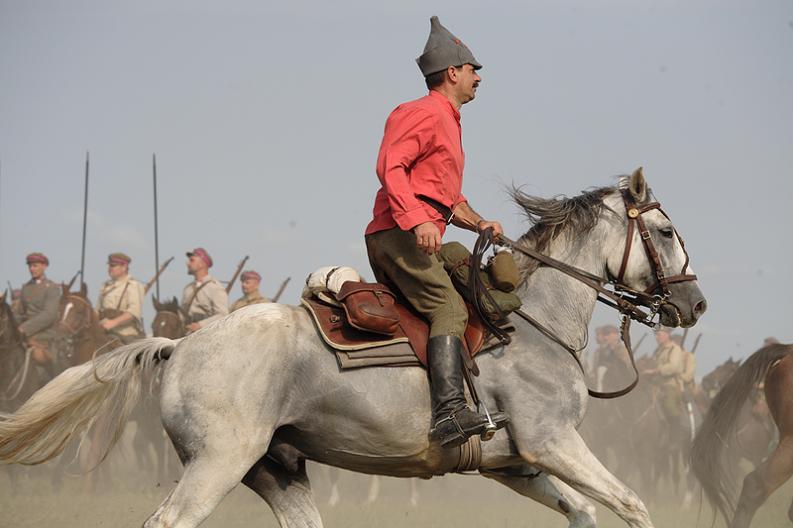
225,256,250,294
152,154,163,302
79,151,89,291
65,270,81,291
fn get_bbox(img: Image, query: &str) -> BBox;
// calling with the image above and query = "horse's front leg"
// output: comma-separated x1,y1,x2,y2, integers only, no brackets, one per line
482,466,597,528
512,425,654,528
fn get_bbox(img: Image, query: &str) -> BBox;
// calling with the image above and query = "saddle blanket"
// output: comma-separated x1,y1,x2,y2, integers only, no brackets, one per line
301,296,506,371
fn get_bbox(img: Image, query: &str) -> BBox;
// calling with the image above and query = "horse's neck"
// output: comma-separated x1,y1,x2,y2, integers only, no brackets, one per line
518,228,606,348
0,305,23,349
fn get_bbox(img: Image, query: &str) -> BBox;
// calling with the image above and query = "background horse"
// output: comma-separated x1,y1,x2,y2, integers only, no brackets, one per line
691,343,791,528
57,283,122,367
151,297,184,339
0,293,44,410
0,292,47,493
0,170,706,528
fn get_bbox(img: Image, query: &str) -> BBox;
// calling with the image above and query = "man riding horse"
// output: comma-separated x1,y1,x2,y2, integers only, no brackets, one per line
13,252,62,378
97,252,146,345
364,16,508,448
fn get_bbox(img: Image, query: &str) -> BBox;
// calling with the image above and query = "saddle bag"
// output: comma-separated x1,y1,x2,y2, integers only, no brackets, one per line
438,242,522,321
335,281,400,336
486,250,520,293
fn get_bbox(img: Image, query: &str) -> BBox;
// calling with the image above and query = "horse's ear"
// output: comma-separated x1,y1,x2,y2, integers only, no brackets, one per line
628,167,647,203
0,291,5,303
61,283,69,294
153,296,162,311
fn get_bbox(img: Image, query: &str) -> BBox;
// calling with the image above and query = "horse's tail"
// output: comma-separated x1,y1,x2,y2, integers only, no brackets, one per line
0,337,177,466
691,343,792,522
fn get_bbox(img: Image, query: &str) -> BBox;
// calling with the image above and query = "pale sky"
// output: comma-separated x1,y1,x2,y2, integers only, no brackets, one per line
1,0,792,377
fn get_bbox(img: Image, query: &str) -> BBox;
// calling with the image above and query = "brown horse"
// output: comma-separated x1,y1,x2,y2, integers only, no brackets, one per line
0,292,49,493
54,284,126,491
151,297,184,339
692,343,793,528
57,283,122,366
701,357,740,402
0,293,45,410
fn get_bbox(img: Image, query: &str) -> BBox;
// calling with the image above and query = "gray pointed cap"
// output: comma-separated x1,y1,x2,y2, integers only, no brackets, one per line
416,16,482,77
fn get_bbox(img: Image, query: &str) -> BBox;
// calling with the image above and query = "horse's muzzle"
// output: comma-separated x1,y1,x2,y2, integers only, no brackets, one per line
662,281,707,328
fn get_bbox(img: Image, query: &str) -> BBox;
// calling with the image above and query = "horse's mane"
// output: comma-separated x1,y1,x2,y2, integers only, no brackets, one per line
510,184,616,277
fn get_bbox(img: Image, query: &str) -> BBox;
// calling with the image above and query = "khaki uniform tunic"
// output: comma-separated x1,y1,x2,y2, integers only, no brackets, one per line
97,275,145,339
653,341,686,418
14,277,61,341
181,275,229,328
654,342,686,387
230,291,270,313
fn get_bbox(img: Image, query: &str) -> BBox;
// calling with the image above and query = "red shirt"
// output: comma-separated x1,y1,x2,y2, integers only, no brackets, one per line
365,90,468,237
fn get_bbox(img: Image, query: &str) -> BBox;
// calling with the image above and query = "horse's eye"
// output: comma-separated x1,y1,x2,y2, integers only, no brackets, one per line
659,228,674,239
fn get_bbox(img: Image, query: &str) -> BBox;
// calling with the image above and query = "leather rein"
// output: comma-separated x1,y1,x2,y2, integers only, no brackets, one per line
473,189,698,399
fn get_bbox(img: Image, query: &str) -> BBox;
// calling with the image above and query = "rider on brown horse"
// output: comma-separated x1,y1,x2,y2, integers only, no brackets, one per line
364,16,508,448
97,252,146,345
13,252,62,378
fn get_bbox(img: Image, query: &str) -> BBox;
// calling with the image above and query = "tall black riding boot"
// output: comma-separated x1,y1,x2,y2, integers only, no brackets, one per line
427,335,509,448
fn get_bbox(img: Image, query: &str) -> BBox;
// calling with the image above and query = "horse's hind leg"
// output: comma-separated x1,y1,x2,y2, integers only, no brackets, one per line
143,417,274,528
483,468,597,528
143,446,266,528
731,434,793,528
243,456,323,528
518,429,653,528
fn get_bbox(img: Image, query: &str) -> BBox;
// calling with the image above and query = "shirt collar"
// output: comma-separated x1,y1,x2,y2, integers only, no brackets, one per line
428,90,461,122
195,275,213,286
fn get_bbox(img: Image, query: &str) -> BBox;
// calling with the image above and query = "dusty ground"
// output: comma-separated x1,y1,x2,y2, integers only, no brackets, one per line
2,456,792,528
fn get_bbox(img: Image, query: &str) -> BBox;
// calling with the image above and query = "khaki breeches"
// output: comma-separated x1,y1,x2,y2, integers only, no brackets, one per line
365,227,467,338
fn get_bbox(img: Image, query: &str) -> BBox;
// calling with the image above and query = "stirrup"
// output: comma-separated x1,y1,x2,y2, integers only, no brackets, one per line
478,401,498,441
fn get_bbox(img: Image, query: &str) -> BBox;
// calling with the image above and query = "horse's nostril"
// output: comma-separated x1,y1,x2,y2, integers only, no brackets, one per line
693,299,708,317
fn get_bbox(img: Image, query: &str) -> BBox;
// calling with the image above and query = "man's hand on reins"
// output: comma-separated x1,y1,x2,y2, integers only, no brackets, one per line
413,221,442,255
476,220,503,238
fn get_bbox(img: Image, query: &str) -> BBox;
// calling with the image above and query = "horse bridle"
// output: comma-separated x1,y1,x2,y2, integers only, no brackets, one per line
472,189,698,398
59,294,94,336
610,188,698,324
153,309,184,336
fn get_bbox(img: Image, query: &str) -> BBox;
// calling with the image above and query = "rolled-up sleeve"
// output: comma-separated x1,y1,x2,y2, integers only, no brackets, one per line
377,107,437,231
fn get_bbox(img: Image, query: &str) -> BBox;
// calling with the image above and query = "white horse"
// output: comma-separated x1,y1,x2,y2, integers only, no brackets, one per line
0,170,706,528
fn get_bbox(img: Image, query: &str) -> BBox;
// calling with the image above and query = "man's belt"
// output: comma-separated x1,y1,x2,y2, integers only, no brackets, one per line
99,309,124,320
416,195,454,225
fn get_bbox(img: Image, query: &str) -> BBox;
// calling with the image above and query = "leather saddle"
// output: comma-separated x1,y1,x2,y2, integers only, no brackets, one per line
301,288,506,371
